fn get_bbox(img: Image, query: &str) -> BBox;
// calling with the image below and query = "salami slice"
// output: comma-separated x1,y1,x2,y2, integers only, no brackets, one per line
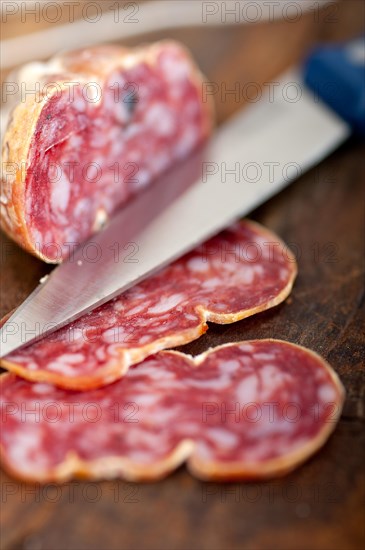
0,340,344,482
1,41,213,262
1,221,297,389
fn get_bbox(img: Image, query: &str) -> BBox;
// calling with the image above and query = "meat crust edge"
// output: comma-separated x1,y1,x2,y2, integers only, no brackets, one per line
0,40,214,263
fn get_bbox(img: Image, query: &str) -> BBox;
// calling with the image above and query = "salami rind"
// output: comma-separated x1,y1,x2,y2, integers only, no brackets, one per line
1,220,297,389
0,340,344,482
1,41,213,262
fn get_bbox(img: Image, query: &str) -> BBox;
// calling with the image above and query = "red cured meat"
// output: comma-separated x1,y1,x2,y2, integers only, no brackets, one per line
1,220,297,389
1,41,213,262
0,340,344,482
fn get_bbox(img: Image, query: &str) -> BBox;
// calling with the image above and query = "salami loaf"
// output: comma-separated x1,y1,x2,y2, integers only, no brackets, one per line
1,41,213,262
1,221,297,389
0,340,344,482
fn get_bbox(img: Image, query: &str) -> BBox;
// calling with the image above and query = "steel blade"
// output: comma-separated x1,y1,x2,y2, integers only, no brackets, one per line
0,70,350,357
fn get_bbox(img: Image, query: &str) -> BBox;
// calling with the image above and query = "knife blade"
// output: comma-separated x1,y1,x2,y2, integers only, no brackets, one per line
0,69,350,357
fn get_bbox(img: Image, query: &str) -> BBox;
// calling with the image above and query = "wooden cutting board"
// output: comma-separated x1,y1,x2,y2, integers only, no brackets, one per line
1,2,364,549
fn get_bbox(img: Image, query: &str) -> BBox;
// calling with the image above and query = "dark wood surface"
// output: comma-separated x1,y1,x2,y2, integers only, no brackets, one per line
1,2,364,549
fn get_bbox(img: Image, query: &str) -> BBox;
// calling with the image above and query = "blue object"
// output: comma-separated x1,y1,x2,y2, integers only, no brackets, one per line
304,37,365,136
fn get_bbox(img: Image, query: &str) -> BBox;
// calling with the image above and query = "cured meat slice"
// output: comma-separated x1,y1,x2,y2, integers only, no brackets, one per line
1,221,297,390
1,41,213,262
0,340,344,482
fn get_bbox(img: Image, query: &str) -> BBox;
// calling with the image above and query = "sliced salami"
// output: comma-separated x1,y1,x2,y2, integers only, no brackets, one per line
1,41,213,262
1,220,297,389
0,340,344,482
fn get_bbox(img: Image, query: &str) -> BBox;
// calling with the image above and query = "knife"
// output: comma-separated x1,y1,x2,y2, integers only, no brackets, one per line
0,67,352,357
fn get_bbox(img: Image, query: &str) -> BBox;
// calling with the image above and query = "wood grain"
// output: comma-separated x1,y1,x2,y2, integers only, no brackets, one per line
1,1,364,549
